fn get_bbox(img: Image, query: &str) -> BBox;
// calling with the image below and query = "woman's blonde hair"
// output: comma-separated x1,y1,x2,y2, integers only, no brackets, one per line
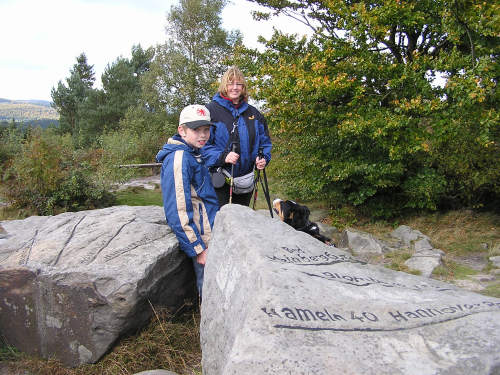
218,66,248,102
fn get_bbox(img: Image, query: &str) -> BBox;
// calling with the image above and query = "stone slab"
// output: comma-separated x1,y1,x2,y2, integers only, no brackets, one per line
201,205,500,375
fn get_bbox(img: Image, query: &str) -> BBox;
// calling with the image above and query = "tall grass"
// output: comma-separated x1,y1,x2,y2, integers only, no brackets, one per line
3,306,202,375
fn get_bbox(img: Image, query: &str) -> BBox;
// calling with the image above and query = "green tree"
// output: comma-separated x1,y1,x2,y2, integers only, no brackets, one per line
247,0,499,216
51,53,96,138
99,45,154,130
149,0,242,115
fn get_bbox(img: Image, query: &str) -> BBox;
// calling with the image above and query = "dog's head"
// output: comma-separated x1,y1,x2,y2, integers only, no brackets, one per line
273,199,331,244
273,199,311,230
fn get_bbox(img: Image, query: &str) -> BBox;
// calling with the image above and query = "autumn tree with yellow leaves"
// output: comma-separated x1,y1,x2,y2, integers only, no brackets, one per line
245,0,499,217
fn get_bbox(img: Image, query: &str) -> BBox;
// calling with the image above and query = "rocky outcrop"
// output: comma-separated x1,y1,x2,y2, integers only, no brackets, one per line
338,228,395,254
201,205,500,375
339,225,445,277
0,206,196,367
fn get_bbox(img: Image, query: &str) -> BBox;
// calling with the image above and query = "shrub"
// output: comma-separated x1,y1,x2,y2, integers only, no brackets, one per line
5,128,114,215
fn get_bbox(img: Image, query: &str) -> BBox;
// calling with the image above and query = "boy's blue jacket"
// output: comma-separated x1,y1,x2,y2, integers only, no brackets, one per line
202,93,272,177
156,135,219,258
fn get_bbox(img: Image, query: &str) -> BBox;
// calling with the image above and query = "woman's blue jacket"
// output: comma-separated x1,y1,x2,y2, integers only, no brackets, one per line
202,93,272,177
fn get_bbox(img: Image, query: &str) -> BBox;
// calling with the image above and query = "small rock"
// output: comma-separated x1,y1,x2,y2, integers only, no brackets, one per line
490,256,500,268
390,225,430,246
339,229,386,254
414,238,433,251
469,274,496,282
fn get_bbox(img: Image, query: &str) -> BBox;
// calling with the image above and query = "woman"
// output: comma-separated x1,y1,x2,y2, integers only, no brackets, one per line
202,66,272,207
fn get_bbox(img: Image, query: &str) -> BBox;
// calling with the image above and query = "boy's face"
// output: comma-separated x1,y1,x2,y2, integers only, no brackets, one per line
178,125,211,149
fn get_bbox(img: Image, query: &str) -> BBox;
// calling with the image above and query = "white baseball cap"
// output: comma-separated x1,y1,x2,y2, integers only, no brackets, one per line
179,104,213,129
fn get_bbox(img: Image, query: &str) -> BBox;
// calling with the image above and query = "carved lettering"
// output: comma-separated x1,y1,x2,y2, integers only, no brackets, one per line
388,310,408,322
261,307,281,318
295,308,317,321
282,308,297,320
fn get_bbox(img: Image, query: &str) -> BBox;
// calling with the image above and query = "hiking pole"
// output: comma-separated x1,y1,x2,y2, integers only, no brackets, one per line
256,147,273,218
229,143,236,204
252,149,262,210
252,168,260,210
261,167,273,218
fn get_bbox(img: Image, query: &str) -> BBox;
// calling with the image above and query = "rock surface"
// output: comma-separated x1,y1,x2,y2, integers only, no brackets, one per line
338,228,390,254
201,205,500,375
0,206,196,367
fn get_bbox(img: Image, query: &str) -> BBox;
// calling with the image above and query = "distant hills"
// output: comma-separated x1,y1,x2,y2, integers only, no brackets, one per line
0,98,59,122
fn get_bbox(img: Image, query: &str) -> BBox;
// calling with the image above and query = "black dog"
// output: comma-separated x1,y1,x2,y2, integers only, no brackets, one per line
273,199,331,244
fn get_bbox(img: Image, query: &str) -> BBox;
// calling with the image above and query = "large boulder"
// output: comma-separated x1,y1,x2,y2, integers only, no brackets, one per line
0,206,196,367
201,205,500,375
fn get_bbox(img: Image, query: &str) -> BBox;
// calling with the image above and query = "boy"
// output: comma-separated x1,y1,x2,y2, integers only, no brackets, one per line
156,104,219,300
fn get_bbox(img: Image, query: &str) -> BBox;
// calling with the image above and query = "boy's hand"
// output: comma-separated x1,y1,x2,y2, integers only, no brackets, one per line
196,249,207,265
255,157,266,170
225,152,239,165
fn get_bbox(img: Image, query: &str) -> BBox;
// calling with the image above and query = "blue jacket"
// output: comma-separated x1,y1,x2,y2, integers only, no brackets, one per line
202,93,272,177
156,135,219,258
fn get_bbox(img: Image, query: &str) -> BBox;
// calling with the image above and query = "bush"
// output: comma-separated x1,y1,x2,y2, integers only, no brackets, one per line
5,128,114,215
95,127,169,185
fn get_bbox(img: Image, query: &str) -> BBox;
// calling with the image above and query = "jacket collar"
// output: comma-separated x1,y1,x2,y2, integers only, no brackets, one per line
214,92,248,115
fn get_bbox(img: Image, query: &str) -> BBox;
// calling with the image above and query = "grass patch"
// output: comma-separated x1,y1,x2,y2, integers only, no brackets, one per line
382,252,420,274
0,341,22,362
398,210,500,257
481,282,500,298
114,188,163,206
432,260,479,281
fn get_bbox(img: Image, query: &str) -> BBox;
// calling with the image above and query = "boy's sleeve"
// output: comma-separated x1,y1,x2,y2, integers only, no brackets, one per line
162,150,206,258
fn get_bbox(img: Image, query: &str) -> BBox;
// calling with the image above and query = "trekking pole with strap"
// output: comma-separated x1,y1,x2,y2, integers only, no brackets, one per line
229,143,236,204
253,147,273,218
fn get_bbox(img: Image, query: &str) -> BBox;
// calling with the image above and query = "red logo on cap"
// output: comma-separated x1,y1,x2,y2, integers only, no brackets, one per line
197,108,206,117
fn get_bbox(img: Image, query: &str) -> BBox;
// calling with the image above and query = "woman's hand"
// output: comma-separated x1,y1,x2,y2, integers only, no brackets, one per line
225,151,239,165
255,156,267,170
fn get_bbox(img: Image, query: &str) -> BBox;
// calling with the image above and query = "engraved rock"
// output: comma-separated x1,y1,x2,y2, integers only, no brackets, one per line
201,205,500,375
0,206,196,367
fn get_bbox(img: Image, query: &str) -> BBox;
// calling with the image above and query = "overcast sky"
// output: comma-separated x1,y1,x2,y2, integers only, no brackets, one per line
0,0,311,101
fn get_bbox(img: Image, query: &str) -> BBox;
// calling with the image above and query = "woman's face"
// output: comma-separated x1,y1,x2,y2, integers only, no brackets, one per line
226,81,244,104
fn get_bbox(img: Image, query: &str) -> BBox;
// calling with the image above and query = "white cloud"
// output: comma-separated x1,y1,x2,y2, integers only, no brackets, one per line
0,0,310,101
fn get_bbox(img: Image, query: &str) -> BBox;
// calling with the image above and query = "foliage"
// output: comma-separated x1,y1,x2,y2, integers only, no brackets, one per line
51,47,154,148
0,120,24,169
51,53,96,141
4,128,114,215
246,0,500,218
146,0,242,116
95,126,169,186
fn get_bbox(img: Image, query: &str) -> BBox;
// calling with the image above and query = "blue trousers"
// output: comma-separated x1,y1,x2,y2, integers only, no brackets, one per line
192,258,205,299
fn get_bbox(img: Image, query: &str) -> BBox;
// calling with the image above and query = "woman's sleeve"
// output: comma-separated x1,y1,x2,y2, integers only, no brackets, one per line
257,113,272,164
202,124,228,167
